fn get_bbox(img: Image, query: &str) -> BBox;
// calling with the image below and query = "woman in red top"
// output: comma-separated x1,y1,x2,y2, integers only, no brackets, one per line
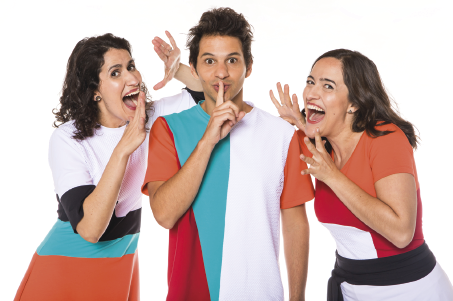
271,49,453,300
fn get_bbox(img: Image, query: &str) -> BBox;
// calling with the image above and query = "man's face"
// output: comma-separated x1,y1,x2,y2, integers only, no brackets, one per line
191,35,252,103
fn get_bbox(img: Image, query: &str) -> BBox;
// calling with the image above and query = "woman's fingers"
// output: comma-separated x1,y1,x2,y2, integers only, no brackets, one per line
301,168,312,176
269,90,282,109
300,154,316,165
292,93,300,110
139,91,146,121
277,82,285,106
304,136,319,156
153,44,168,63
165,31,178,49
314,130,326,153
283,84,292,107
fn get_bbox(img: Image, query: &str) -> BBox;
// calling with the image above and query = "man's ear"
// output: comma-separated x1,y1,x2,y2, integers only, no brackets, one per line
190,63,199,80
245,60,253,78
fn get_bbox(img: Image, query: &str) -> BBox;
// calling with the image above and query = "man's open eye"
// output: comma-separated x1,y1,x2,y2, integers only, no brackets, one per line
205,58,214,64
228,58,237,63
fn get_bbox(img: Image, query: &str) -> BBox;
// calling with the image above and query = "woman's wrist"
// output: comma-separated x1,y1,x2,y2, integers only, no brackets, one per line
112,145,132,162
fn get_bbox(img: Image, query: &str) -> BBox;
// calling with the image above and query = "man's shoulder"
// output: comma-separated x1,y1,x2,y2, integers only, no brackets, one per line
252,106,295,133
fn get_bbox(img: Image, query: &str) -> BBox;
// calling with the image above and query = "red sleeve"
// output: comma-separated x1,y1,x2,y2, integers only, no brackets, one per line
296,129,313,158
369,124,415,184
280,132,315,209
141,117,180,195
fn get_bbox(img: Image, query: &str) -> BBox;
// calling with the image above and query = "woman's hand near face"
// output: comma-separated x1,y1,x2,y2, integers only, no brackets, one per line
270,82,305,131
116,91,147,157
300,130,339,184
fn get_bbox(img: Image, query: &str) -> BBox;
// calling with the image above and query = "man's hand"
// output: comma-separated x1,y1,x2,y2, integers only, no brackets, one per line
152,31,181,90
201,82,246,147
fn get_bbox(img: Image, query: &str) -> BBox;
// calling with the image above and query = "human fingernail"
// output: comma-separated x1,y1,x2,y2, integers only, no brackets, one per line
316,128,319,132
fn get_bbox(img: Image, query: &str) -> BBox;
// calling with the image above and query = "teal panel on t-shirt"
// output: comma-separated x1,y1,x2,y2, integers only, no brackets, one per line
164,103,230,301
36,219,139,258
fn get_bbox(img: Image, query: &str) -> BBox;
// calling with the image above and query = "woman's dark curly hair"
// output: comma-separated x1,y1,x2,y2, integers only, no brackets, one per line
186,7,254,69
304,49,419,151
53,33,153,140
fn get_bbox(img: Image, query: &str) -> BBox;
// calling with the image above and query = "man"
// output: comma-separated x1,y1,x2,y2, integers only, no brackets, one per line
142,7,314,301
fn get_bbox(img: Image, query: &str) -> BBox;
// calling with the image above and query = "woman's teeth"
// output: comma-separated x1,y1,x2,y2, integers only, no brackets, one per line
307,104,324,112
124,90,140,107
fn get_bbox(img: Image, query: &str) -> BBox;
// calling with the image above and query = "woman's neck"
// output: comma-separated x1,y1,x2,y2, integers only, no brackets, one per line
327,128,364,170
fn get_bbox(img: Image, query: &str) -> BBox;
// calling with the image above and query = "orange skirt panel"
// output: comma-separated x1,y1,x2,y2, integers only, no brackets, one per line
14,251,139,301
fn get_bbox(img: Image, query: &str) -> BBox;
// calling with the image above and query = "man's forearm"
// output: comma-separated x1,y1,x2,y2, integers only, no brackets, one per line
282,205,310,301
148,138,214,229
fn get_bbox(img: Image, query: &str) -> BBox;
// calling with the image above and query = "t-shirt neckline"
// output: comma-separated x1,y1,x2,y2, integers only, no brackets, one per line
332,131,366,173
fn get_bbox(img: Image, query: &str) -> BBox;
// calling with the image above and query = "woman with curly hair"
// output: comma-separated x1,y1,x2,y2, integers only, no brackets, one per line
14,32,202,301
271,49,453,300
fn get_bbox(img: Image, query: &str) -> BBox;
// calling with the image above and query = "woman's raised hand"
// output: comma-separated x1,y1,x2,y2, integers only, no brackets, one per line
117,91,147,157
300,129,339,184
270,83,305,131
152,31,181,90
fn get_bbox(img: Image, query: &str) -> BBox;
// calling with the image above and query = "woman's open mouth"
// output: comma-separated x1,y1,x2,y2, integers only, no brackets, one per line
123,89,140,110
306,103,325,124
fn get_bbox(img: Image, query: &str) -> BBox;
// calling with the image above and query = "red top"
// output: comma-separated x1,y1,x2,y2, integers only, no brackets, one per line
298,123,424,259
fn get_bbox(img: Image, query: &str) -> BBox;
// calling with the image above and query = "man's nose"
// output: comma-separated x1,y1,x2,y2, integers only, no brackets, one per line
215,61,229,79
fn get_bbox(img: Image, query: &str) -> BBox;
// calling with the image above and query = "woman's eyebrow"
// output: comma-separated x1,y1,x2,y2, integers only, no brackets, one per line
308,75,315,80
108,64,122,72
321,77,336,85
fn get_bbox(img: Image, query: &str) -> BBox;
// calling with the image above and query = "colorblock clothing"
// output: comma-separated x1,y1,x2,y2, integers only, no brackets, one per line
297,123,453,299
142,102,314,301
299,123,423,259
14,90,196,301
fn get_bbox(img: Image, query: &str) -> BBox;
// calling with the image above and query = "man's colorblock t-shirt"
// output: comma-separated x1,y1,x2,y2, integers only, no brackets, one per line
142,102,314,301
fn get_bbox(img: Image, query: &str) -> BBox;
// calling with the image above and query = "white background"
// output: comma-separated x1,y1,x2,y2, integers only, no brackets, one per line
1,0,452,300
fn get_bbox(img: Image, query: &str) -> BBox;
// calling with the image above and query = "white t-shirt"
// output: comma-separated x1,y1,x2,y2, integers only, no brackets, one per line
48,90,196,222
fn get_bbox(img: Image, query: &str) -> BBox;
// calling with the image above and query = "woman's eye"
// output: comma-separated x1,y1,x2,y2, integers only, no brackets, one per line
111,70,120,77
306,80,314,85
324,84,333,89
205,58,214,64
228,58,237,63
128,65,136,71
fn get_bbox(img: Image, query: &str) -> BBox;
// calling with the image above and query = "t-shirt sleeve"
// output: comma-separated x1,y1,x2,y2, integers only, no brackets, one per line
296,129,313,158
141,117,180,195
280,132,315,209
48,129,95,232
148,90,196,127
369,125,415,183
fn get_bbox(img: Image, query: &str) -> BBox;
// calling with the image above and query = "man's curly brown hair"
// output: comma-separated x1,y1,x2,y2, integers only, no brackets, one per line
53,33,153,140
187,7,254,70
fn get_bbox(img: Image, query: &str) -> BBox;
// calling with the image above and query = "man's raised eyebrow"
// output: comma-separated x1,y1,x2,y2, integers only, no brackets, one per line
228,52,241,56
200,52,215,58
321,78,336,85
307,75,315,80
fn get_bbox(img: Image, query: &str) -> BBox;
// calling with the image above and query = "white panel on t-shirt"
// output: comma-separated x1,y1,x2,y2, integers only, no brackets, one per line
48,90,196,217
322,223,378,260
219,103,295,301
